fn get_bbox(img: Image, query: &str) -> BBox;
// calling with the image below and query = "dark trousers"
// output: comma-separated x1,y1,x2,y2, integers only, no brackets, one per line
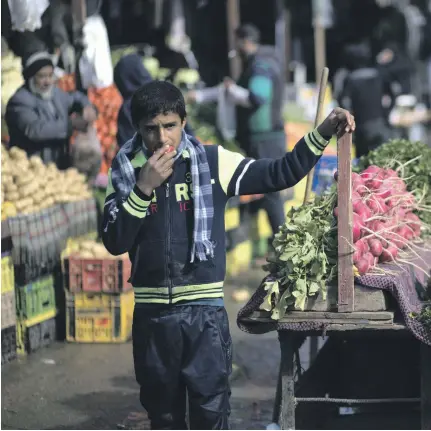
249,191,285,238
133,305,232,430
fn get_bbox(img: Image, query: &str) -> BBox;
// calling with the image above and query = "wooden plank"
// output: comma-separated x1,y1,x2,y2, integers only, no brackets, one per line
421,343,431,430
284,311,393,320
241,315,406,332
250,311,394,321
303,67,329,204
272,367,282,423
304,283,389,312
280,318,394,326
323,323,407,332
278,332,296,430
71,0,86,92
226,0,241,80
337,133,354,312
275,0,286,80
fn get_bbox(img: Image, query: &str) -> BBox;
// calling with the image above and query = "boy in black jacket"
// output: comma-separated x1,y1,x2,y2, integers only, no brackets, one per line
102,81,355,430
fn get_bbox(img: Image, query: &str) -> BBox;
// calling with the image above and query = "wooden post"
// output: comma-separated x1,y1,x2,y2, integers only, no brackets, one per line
421,342,431,430
272,366,282,423
337,133,354,312
313,19,326,90
275,0,287,83
285,8,291,83
154,0,164,28
278,332,296,430
226,0,241,80
303,67,329,204
71,0,86,92
303,0,328,203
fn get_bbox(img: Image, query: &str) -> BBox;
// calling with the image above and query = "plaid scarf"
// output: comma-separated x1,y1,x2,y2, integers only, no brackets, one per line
106,131,214,262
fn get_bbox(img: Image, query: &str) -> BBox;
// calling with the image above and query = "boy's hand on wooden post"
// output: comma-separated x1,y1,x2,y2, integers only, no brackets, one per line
136,145,176,196
317,107,356,139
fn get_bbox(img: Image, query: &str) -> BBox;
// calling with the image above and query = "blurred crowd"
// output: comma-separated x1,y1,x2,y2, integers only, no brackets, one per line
1,0,430,172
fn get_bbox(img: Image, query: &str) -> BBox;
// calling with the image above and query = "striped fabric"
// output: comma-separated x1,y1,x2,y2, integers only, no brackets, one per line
304,129,329,156
107,131,215,263
134,282,224,304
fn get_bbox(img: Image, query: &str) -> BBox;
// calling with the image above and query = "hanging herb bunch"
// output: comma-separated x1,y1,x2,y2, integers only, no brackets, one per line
261,190,338,319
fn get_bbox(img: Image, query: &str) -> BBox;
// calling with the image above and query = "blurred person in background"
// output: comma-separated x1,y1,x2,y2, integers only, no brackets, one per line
149,27,191,82
114,53,195,148
50,0,113,90
415,0,431,108
2,0,51,59
188,24,286,256
5,52,97,169
338,42,391,158
373,7,415,104
114,54,154,148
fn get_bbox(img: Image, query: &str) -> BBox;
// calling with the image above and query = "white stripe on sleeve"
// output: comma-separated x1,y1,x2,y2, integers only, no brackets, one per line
235,160,255,196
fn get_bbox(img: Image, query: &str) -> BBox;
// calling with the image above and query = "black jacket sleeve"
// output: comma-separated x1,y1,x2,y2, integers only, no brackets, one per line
224,129,330,197
101,171,153,255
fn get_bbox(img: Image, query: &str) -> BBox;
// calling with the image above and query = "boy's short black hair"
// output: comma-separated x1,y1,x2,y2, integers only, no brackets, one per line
131,80,186,127
235,24,260,44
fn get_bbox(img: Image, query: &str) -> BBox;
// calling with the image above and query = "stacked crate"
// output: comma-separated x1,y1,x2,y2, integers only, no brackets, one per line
1,254,17,364
15,275,58,355
62,253,134,343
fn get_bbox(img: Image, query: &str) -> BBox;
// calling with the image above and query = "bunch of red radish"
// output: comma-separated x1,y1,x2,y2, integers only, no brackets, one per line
334,165,422,275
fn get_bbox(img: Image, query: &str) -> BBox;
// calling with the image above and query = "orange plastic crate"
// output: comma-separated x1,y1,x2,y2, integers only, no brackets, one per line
63,255,132,294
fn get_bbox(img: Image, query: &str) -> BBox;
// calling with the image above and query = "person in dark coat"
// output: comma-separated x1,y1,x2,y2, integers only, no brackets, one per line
114,54,153,148
5,51,97,169
114,53,194,148
188,24,287,257
339,42,391,158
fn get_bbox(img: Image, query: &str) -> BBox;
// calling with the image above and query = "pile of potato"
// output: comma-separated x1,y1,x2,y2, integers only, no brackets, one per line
63,239,127,260
1,145,93,217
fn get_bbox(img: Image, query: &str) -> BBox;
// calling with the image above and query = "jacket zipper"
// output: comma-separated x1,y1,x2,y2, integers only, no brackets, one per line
165,182,172,304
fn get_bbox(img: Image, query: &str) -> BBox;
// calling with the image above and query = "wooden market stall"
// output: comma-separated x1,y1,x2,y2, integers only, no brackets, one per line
237,131,431,430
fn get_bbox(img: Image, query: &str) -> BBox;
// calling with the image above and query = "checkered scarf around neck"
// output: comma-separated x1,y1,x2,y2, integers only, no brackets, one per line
107,130,215,262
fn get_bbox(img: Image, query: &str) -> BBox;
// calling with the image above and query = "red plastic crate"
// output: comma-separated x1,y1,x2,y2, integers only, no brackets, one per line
64,256,132,294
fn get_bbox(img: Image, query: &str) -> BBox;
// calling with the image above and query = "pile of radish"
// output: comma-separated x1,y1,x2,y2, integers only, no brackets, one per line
334,165,423,275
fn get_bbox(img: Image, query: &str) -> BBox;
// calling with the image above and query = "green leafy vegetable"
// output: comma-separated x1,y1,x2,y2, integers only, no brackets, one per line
411,304,431,332
261,190,338,318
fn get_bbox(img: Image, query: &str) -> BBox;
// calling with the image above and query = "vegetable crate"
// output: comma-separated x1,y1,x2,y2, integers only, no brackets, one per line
1,290,16,330
16,276,56,322
1,255,14,294
66,290,134,343
63,255,132,294
1,325,17,364
16,315,57,356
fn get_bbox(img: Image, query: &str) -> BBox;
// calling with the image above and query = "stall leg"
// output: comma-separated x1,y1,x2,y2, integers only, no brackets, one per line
272,366,282,423
421,342,431,430
278,332,296,430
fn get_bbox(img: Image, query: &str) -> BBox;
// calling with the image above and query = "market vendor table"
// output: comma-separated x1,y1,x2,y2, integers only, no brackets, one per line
241,307,431,430
237,133,431,429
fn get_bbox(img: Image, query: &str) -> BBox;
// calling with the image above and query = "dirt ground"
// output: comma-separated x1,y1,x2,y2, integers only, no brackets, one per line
2,269,284,430
1,268,421,430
